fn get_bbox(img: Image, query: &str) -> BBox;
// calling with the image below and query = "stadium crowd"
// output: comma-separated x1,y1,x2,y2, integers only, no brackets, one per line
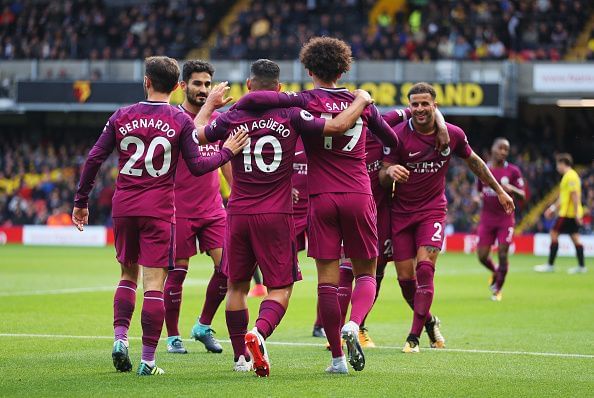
210,0,591,61
0,0,590,62
1,128,592,234
0,0,233,60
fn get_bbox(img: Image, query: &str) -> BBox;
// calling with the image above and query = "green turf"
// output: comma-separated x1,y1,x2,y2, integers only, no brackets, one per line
0,245,592,397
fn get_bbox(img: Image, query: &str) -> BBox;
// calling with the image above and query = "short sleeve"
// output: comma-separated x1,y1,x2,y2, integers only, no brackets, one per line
513,166,525,189
452,126,472,159
290,108,325,136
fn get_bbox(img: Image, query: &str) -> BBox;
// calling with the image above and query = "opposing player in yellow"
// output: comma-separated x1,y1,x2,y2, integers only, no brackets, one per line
535,153,586,274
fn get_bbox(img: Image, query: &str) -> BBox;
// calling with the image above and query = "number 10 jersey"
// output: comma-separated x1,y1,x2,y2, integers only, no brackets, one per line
204,106,326,215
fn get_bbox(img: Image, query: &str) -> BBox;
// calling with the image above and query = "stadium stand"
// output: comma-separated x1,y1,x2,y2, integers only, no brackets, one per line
0,0,234,60
2,124,591,234
209,0,592,61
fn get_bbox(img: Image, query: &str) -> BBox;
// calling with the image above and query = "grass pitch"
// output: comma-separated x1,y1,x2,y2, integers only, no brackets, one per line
0,245,592,397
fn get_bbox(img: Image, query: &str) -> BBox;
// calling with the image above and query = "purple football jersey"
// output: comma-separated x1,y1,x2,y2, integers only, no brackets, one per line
366,133,392,207
292,136,308,218
74,101,233,223
384,120,472,213
367,109,407,205
478,161,523,223
174,107,224,218
233,89,398,195
204,106,325,215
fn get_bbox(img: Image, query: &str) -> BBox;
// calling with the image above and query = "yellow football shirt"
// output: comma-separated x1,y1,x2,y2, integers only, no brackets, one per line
558,168,583,218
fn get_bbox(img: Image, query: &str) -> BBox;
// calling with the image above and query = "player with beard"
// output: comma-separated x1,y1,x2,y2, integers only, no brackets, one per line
476,138,525,301
164,60,232,354
232,38,447,373
72,56,247,376
380,82,514,353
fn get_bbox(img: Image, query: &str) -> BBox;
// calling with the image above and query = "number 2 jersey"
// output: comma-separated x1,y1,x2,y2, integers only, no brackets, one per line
74,101,233,223
203,106,326,215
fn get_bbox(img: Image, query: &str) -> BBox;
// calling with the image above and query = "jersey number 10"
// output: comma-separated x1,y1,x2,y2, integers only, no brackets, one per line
242,135,282,173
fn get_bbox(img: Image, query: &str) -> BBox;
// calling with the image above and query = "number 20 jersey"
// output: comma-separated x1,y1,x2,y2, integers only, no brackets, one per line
204,106,325,215
107,102,197,222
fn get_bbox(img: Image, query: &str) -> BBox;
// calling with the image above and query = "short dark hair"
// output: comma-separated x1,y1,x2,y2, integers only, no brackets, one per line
182,60,215,82
493,137,509,146
299,37,352,83
145,56,180,93
556,153,573,167
250,59,280,89
407,82,437,100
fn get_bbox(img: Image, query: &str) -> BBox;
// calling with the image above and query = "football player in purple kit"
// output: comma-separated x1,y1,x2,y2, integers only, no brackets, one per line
336,108,448,348
380,82,514,353
231,37,438,374
164,60,232,355
72,56,248,376
476,138,525,301
194,59,374,376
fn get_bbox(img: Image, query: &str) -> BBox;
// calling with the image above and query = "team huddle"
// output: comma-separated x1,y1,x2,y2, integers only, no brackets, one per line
73,37,518,377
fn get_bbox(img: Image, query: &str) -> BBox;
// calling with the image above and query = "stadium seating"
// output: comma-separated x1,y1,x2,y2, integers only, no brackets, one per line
209,0,592,61
1,1,591,61
0,0,234,60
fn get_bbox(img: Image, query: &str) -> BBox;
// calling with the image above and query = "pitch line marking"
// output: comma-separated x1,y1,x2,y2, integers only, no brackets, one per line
0,279,210,297
0,333,592,359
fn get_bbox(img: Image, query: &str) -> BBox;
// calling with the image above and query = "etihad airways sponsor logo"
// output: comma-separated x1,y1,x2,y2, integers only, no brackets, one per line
406,160,447,174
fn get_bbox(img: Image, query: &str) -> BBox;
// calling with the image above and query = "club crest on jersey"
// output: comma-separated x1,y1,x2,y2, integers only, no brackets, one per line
300,110,314,121
501,176,509,185
383,147,391,155
440,146,451,156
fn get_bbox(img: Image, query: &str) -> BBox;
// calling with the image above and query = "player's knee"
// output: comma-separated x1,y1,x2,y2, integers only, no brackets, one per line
478,252,489,264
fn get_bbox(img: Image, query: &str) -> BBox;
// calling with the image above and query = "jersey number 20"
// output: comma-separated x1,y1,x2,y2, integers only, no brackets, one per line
120,136,172,177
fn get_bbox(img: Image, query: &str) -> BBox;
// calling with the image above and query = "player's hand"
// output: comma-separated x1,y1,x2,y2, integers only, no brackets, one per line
576,215,583,226
72,207,89,231
223,128,249,155
292,188,300,204
497,191,515,214
205,81,233,109
353,89,374,105
435,125,450,153
387,164,409,183
544,206,555,219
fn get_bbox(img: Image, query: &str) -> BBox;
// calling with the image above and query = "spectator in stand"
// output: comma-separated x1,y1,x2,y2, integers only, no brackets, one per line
0,0,234,60
207,0,591,61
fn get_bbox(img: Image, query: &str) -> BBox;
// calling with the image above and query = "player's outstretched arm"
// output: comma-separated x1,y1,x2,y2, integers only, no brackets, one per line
382,108,411,128
234,90,305,111
434,109,450,152
322,90,373,136
194,81,233,144
379,161,409,188
465,151,515,214
181,122,248,177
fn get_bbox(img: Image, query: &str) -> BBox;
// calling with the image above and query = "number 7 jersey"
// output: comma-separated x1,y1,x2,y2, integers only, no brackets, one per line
204,106,326,215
